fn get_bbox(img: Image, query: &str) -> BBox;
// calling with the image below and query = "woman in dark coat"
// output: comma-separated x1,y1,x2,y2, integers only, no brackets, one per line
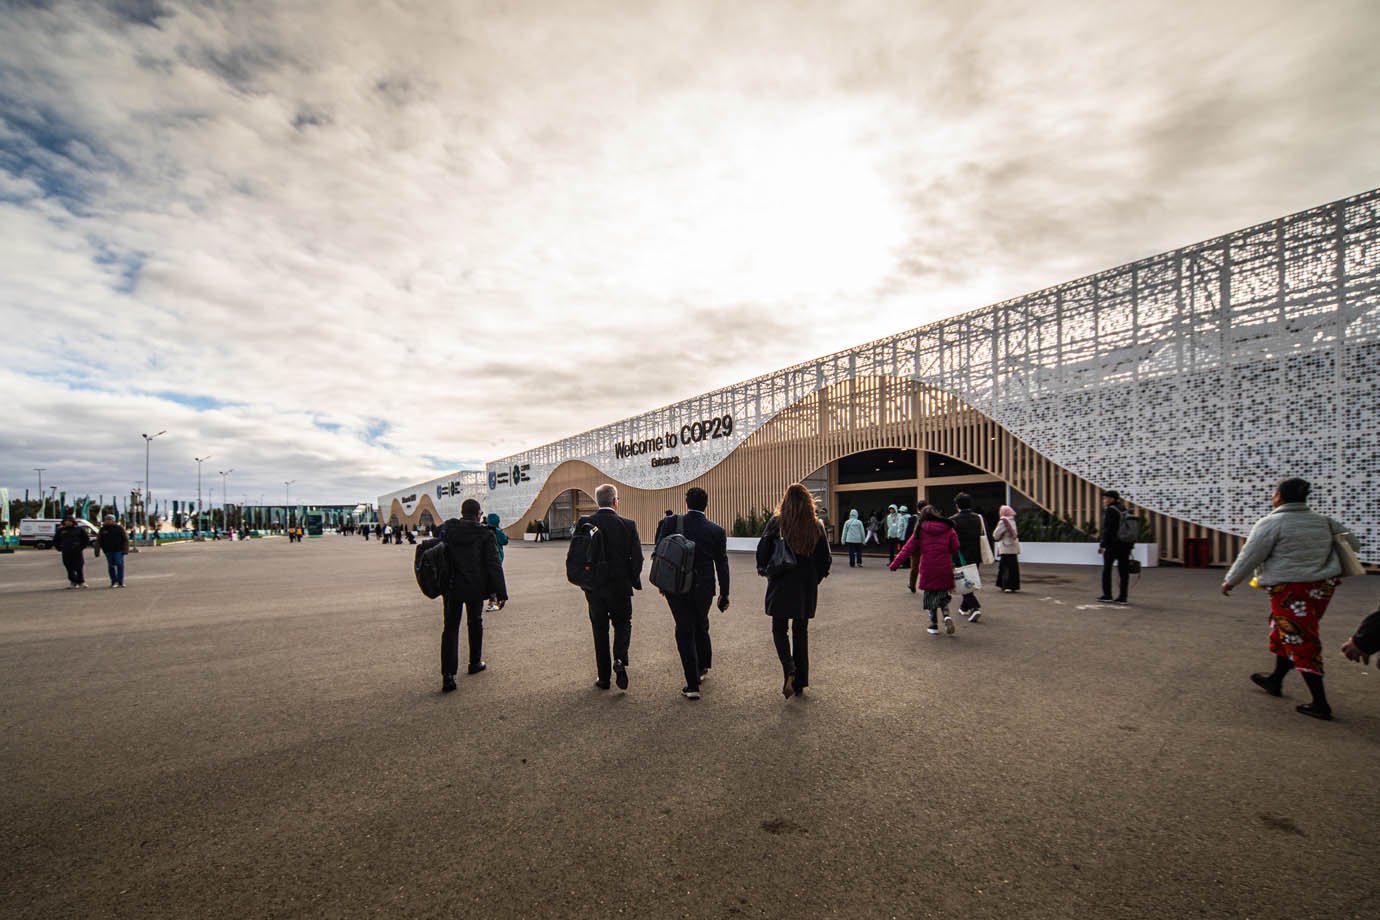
755,483,832,699
54,516,91,588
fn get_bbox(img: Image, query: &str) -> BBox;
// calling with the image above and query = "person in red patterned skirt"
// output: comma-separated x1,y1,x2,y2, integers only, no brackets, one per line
1221,477,1359,721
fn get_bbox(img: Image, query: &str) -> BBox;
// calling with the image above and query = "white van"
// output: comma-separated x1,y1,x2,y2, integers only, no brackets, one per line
18,518,99,549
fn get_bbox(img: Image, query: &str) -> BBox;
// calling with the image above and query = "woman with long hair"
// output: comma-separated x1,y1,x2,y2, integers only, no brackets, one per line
992,505,1021,592
755,483,833,698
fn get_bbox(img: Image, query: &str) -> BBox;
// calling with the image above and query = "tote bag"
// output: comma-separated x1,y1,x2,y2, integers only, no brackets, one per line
1334,533,1366,578
978,514,995,565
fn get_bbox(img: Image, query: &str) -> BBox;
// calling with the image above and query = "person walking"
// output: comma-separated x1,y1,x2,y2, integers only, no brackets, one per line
885,504,904,562
755,483,832,699
436,499,508,693
992,505,1021,593
53,515,91,588
95,514,129,588
889,506,960,635
950,493,986,622
577,484,644,691
841,509,865,567
1097,490,1133,604
653,487,730,700
1221,477,1357,721
864,513,882,546
484,512,511,612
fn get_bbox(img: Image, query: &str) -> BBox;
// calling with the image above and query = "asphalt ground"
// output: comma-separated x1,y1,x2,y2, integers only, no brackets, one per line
1,537,1377,919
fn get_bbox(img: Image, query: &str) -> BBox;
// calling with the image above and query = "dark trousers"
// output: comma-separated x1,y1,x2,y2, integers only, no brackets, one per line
61,550,85,585
847,544,863,566
667,589,713,690
772,616,810,688
587,591,633,683
887,538,900,562
1102,545,1131,600
996,554,1020,590
441,593,484,676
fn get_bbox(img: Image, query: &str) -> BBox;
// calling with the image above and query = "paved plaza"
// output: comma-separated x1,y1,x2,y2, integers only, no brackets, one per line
2,538,1377,919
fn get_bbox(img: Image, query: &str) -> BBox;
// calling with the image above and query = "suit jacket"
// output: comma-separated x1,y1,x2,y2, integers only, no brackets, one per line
654,510,730,598
578,507,644,597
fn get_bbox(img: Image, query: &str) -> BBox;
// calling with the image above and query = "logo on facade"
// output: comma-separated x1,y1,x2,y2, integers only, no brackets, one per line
487,464,530,490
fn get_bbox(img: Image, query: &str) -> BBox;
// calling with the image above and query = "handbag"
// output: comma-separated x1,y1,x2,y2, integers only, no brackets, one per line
978,515,995,565
952,553,981,594
766,535,798,577
1333,532,1366,578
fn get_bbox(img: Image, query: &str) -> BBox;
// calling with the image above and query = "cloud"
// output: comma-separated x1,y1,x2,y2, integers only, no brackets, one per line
1,0,1378,504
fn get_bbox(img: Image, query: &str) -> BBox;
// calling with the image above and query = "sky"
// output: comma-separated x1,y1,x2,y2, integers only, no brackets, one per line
2,0,1378,508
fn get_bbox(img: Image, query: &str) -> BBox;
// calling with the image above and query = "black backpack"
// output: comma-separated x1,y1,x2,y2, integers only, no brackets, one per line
1115,507,1140,544
565,521,609,591
649,515,697,595
414,538,453,599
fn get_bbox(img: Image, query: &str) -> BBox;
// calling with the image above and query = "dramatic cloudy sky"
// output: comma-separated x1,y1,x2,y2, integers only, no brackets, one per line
2,0,1377,507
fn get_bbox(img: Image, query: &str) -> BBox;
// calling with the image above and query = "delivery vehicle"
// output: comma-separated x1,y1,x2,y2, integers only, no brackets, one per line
18,518,99,549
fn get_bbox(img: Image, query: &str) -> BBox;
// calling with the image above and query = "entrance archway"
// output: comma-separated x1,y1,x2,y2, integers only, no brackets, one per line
541,488,597,539
418,509,436,532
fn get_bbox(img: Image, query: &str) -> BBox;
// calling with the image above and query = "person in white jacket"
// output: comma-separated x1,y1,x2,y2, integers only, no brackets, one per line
992,505,1021,592
884,504,904,562
841,509,866,567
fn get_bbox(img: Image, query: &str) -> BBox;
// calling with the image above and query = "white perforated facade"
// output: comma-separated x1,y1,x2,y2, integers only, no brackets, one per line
385,190,1380,562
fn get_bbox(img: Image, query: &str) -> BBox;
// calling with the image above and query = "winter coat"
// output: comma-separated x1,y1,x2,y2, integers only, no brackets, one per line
885,512,905,540
1223,503,1357,588
992,518,1020,556
949,509,985,566
438,517,508,600
890,520,959,591
840,510,865,544
485,513,510,562
54,524,91,555
755,516,832,619
1099,503,1132,550
1353,607,1380,656
97,524,129,555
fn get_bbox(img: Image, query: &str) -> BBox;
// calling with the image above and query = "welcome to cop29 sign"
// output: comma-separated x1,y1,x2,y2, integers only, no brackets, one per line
612,413,734,467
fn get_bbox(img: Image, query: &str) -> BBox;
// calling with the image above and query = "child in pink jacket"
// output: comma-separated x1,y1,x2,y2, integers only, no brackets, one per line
889,506,960,635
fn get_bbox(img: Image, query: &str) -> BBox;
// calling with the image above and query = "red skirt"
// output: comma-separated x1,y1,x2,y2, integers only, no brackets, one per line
1266,580,1337,675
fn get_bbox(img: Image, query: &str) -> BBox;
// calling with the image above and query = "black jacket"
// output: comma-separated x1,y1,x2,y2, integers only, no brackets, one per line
577,508,644,597
950,509,984,565
654,510,730,598
54,524,92,554
1100,503,1130,550
437,518,507,601
97,524,129,554
755,516,832,619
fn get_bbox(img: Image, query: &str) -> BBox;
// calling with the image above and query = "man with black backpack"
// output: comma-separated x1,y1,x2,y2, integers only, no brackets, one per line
436,499,508,693
1097,489,1136,605
571,484,644,692
652,487,730,701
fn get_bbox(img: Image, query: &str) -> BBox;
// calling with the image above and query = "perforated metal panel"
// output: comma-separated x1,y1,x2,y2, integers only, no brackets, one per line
469,190,1379,560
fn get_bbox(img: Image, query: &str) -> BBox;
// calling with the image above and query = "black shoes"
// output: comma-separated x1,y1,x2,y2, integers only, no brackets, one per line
1114,598,1129,605
1296,703,1333,721
441,675,457,693
1096,595,1114,602
613,659,629,690
594,679,611,690
681,687,701,700
1250,673,1283,697
467,662,487,675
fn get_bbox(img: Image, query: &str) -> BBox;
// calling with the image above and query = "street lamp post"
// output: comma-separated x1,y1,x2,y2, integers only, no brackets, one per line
219,469,234,533
194,456,211,539
33,468,45,517
142,430,167,539
284,480,295,534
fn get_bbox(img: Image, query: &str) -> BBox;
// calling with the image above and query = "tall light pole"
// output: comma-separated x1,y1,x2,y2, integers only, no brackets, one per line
194,456,211,538
33,468,45,517
142,430,166,536
284,480,295,534
219,469,234,532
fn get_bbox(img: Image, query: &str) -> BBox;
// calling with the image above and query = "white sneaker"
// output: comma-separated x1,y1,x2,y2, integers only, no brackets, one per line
484,603,498,612
926,621,940,635
943,614,955,635
968,610,981,623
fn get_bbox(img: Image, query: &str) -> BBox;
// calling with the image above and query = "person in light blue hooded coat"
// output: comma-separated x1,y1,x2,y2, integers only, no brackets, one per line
485,512,511,611
841,509,866,567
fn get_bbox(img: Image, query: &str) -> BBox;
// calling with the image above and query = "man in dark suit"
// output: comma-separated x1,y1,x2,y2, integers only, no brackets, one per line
653,487,731,700
437,498,508,693
579,483,644,691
